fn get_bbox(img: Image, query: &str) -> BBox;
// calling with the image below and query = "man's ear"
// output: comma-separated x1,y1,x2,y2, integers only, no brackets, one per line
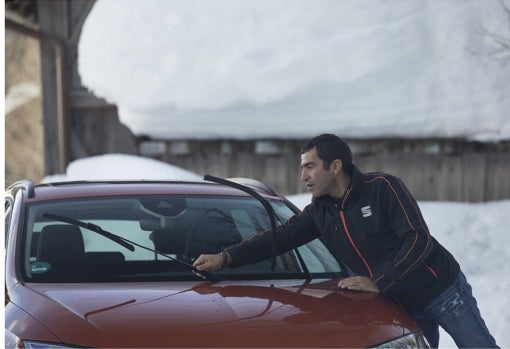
332,159,343,175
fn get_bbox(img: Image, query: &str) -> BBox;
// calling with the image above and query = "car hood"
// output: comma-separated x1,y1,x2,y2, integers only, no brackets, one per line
16,279,415,348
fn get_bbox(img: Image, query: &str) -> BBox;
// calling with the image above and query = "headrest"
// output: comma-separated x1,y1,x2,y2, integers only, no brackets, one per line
150,229,187,254
37,224,85,262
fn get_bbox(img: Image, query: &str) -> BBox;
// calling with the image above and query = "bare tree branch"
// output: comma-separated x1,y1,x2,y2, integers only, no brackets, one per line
470,0,510,65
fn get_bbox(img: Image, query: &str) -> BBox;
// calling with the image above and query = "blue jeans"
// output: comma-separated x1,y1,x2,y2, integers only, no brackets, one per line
412,272,498,348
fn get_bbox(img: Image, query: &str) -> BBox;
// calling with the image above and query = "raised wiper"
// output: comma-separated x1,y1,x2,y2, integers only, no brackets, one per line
204,175,279,270
41,212,223,281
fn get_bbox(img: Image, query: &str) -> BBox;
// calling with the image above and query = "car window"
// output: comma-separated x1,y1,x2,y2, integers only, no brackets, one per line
22,195,345,282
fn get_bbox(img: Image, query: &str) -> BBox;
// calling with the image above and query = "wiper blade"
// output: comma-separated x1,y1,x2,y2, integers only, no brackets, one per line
41,212,223,281
204,175,279,271
42,212,135,251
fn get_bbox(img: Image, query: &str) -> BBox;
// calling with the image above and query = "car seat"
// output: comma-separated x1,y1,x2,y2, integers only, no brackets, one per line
36,224,86,281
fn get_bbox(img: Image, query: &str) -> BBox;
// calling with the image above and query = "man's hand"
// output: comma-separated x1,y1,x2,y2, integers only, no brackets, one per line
193,254,223,276
338,276,380,293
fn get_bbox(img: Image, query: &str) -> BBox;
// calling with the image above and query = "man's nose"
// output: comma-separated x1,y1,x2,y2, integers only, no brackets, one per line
301,169,308,181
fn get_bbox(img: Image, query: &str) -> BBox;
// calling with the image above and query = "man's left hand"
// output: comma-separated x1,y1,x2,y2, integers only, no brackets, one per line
338,276,380,293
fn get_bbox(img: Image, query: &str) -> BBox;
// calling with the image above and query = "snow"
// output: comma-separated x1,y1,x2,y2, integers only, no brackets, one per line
40,154,203,183
41,154,509,348
78,0,510,141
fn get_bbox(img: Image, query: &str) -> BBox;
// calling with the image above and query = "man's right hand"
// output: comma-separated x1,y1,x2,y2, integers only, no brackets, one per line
193,253,224,275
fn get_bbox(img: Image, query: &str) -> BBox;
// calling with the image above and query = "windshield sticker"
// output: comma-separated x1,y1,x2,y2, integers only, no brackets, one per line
30,261,51,274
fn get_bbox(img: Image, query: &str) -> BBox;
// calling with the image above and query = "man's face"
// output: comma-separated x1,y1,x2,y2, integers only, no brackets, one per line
300,147,336,198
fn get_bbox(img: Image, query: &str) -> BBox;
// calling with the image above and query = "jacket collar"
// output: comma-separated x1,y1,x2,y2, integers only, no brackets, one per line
312,165,363,209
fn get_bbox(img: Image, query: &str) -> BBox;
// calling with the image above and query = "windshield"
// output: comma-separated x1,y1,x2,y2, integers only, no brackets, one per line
22,195,345,282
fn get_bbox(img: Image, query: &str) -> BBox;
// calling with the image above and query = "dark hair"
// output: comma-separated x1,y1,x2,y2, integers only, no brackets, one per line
301,134,353,172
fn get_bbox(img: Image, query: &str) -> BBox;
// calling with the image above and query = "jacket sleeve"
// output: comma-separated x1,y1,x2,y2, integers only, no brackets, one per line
373,175,434,292
226,205,321,267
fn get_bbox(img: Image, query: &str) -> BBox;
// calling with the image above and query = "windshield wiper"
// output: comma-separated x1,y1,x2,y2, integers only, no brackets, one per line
204,175,280,270
41,212,223,281
42,212,135,251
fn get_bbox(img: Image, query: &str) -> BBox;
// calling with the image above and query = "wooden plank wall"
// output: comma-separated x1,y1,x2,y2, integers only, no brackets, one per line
141,139,510,202
356,152,510,202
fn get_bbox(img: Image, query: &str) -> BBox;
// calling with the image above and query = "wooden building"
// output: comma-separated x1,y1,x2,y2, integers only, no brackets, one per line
139,137,510,202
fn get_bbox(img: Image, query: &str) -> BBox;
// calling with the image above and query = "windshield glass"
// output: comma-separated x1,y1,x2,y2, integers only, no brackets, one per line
22,195,345,282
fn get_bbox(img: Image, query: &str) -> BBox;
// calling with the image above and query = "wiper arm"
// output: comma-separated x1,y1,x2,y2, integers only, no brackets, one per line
42,212,135,251
204,175,279,271
41,212,223,281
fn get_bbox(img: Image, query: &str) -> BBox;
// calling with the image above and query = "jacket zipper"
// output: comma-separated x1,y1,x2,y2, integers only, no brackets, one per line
339,188,374,278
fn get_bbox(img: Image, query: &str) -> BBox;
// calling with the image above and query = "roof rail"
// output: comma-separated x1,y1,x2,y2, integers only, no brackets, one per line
226,177,278,196
7,179,36,198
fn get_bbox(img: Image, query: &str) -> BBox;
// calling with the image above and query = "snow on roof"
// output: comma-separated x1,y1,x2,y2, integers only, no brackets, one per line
78,0,510,142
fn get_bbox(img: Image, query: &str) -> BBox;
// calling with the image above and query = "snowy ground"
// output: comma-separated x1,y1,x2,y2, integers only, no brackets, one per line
41,154,510,348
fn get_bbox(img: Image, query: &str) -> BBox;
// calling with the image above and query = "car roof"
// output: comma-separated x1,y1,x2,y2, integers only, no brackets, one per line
23,180,281,202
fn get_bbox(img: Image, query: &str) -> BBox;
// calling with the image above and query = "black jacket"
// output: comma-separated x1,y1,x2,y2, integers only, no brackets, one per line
227,165,460,312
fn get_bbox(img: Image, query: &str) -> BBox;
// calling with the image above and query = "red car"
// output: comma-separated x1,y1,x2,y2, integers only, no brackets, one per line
5,177,428,348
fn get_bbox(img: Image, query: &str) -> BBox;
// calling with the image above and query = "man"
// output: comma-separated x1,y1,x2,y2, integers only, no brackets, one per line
194,133,498,348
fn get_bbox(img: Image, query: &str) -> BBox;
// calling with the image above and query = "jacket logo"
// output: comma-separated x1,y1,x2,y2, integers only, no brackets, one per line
361,205,372,218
